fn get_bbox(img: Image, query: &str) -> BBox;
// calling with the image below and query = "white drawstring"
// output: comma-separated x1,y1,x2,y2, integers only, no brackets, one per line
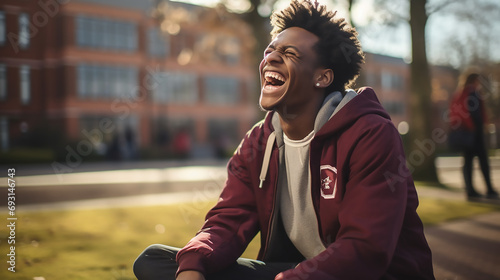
259,132,276,188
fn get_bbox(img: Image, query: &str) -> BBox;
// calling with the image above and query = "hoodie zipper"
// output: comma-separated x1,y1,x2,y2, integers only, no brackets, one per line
259,129,279,260
261,153,279,260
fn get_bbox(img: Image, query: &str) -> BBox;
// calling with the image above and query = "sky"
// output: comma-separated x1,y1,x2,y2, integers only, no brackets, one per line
171,0,500,68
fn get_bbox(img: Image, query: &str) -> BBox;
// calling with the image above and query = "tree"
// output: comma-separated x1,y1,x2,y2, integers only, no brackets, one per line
221,0,278,70
408,0,437,181
352,0,438,181
360,0,500,182
428,0,500,69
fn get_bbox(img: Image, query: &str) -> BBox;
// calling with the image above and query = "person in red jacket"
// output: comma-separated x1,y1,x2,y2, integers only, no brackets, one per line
134,1,435,279
449,73,498,199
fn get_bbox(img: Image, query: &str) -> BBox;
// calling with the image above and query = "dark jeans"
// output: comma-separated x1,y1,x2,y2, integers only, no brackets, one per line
133,244,297,280
463,137,494,194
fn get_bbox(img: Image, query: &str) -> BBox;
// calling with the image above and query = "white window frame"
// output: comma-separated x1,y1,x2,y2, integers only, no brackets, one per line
0,11,6,46
19,13,30,50
20,65,30,105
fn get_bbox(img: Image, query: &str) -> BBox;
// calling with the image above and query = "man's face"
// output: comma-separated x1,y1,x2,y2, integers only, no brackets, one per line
259,27,322,112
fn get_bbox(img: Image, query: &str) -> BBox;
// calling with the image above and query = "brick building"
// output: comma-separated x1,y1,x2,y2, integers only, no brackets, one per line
0,0,259,161
358,53,411,131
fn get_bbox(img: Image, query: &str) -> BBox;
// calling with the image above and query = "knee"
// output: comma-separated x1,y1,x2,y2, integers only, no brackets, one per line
142,244,178,257
133,244,179,279
133,254,149,280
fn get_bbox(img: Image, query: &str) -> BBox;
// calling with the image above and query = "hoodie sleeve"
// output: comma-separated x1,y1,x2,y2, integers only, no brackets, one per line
176,130,261,277
280,116,413,280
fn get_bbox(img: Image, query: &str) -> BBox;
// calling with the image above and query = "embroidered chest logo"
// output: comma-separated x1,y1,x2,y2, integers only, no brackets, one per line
320,165,337,199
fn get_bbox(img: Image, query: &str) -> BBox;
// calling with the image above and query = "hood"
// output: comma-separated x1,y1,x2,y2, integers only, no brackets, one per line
269,89,348,148
267,87,390,145
315,87,391,138
258,87,391,188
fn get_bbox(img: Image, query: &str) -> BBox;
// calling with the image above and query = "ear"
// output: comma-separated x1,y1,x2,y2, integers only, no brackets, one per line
314,68,334,88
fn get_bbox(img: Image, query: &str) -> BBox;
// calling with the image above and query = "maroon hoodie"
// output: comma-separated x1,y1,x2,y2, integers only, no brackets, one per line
177,87,435,279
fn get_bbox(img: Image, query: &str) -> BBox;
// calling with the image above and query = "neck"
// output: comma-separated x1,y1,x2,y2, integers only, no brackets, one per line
277,97,323,140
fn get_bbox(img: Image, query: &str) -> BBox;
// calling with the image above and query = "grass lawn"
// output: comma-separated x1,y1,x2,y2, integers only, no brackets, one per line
1,197,499,280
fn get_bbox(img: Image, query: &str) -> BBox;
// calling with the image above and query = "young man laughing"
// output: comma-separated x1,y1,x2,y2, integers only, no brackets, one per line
134,1,435,279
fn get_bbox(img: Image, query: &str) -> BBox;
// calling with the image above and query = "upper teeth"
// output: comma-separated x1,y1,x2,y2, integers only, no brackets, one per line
265,71,285,82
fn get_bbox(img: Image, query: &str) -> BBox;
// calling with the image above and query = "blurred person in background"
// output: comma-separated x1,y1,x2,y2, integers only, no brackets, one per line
173,127,192,159
133,1,434,279
449,73,498,199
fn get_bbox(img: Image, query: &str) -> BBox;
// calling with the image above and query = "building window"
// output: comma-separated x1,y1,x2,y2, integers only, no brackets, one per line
382,101,405,115
76,16,88,47
20,65,30,105
0,65,6,101
77,65,88,98
364,72,379,88
75,15,137,51
154,72,198,104
221,37,240,65
0,11,6,46
19,13,30,50
148,27,168,58
393,74,404,90
77,64,138,100
381,71,404,90
381,71,391,90
204,76,239,105
126,22,137,51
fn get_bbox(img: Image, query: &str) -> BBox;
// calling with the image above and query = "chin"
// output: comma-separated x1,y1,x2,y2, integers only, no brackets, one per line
258,104,272,112
259,84,288,111
258,98,274,112
259,93,282,112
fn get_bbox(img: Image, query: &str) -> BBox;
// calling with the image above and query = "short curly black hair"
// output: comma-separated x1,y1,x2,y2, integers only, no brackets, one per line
270,0,364,92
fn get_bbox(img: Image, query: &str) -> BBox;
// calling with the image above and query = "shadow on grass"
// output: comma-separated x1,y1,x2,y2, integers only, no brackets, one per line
414,180,456,190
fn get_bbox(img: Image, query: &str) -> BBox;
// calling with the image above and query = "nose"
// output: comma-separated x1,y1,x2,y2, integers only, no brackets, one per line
264,50,283,64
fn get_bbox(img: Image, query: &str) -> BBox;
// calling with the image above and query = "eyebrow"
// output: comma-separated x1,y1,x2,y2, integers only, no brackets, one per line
268,44,301,53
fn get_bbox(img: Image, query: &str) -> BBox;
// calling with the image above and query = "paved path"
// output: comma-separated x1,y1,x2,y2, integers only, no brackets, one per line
418,157,500,280
436,156,500,194
425,212,500,280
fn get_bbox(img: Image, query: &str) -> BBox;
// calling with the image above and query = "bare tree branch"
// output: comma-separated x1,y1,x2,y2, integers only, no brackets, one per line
373,0,409,23
426,0,455,15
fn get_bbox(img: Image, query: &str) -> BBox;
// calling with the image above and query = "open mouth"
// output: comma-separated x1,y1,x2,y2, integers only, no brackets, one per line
263,71,286,90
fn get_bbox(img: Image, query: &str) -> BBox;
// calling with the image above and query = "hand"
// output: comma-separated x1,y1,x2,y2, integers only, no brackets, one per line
275,272,284,280
176,270,206,280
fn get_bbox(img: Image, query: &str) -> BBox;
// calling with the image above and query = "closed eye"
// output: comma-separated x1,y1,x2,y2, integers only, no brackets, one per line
263,46,301,59
280,46,301,58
